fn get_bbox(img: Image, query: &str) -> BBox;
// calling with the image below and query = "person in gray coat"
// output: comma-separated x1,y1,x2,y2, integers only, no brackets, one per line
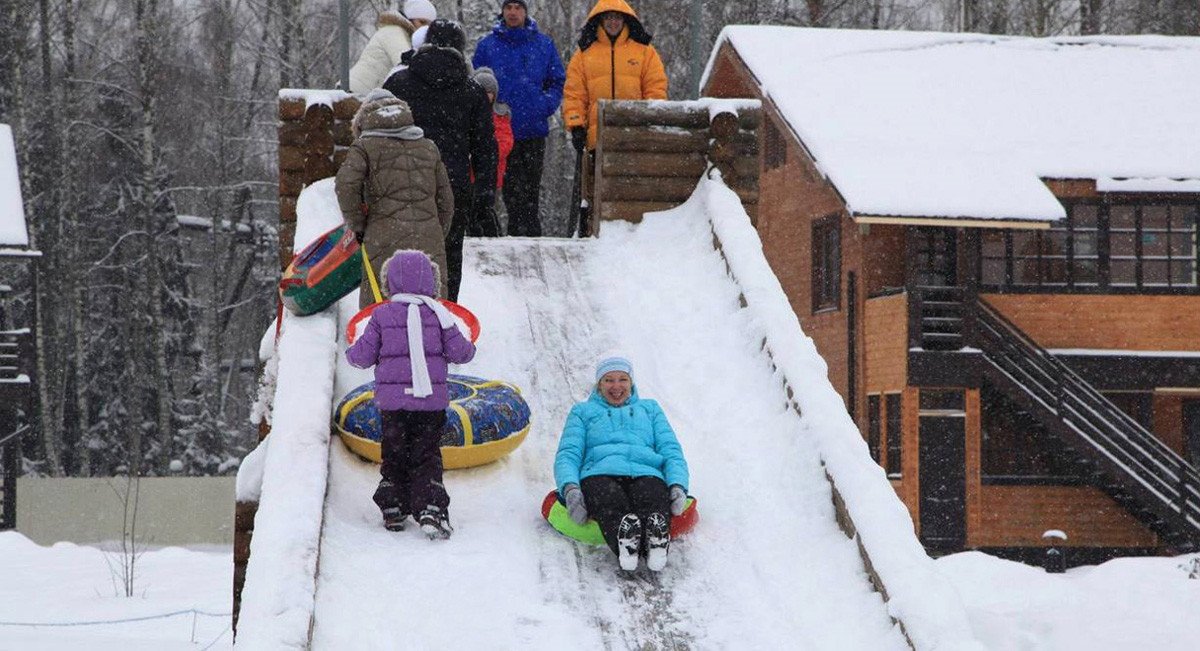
336,89,455,306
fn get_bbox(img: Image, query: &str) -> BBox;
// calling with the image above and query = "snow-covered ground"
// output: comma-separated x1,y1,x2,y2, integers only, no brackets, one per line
0,532,232,650
937,551,1200,650
5,528,1195,650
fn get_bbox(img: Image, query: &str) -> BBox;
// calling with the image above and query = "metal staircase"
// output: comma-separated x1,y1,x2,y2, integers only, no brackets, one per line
973,297,1200,549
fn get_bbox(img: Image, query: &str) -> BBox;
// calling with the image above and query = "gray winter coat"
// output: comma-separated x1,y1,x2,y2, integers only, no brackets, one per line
336,96,454,305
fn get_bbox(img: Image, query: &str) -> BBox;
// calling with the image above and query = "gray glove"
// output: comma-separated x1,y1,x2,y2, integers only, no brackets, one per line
669,485,688,516
563,484,588,525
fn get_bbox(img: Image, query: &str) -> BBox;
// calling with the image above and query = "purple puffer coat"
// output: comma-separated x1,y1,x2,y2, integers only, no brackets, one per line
346,250,476,411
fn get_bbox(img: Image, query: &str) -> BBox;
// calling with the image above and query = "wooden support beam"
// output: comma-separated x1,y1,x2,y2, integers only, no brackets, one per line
279,97,306,121
279,145,305,172
601,151,707,178
278,122,308,147
599,126,709,153
602,100,761,130
604,176,699,203
600,200,679,222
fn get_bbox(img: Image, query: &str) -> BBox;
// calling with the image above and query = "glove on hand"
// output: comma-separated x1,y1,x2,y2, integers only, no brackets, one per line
570,126,586,153
563,484,588,525
669,485,688,516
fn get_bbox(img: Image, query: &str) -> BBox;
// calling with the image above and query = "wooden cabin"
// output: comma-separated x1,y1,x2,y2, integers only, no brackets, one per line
702,27,1200,564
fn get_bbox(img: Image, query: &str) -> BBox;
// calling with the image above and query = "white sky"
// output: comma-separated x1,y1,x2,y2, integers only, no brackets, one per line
703,27,1200,221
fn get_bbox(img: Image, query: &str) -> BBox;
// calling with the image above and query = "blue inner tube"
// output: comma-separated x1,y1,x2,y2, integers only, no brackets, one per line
336,374,532,449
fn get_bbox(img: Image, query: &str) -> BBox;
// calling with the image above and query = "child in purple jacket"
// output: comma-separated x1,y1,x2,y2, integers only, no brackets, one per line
346,250,476,538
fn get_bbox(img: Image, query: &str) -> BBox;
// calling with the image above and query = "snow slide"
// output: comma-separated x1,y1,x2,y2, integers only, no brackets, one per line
312,205,913,649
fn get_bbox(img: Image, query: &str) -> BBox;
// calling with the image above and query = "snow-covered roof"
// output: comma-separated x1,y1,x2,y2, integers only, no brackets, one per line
0,124,30,247
702,27,1200,223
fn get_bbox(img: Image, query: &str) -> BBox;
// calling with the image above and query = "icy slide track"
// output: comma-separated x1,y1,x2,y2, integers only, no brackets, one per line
236,179,980,650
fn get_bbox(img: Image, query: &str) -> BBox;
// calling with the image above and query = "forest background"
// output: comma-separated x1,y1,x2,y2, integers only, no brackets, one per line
0,0,1195,479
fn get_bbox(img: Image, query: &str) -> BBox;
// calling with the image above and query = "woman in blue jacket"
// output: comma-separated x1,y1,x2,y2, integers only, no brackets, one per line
554,355,690,572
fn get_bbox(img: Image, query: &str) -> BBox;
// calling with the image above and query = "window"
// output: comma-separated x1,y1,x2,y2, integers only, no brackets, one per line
812,215,841,312
980,201,1198,292
1111,205,1197,288
764,117,787,171
885,393,902,478
867,395,882,463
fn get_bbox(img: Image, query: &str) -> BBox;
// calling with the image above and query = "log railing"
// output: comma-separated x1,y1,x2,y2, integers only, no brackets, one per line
594,100,760,231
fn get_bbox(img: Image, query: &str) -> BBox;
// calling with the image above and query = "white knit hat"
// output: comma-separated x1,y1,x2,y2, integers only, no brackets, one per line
404,0,437,23
411,25,429,49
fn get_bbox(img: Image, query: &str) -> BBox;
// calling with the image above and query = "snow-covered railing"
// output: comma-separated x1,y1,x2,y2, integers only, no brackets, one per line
235,180,344,649
698,173,983,651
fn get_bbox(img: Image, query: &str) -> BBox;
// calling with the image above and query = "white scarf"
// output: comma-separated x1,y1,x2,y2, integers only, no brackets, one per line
391,293,458,398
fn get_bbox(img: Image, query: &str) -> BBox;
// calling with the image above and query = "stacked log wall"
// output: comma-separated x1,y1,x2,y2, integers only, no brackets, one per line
594,100,760,230
277,91,361,270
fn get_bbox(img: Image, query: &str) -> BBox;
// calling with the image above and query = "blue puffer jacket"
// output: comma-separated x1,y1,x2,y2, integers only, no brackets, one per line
472,18,566,141
554,386,689,496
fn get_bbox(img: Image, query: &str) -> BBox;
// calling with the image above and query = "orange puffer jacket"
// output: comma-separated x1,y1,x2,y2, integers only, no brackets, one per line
562,0,668,149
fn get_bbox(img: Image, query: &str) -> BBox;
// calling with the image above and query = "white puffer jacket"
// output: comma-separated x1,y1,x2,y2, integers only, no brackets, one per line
349,11,415,95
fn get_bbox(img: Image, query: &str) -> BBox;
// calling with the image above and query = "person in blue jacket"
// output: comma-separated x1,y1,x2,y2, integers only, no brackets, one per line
554,355,690,572
472,0,566,237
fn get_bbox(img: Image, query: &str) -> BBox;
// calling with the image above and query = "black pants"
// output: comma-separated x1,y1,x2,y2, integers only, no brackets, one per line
503,137,545,237
445,186,471,302
580,475,670,556
373,409,449,516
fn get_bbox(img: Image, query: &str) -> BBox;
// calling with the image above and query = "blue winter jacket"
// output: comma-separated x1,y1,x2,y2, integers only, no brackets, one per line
472,18,566,141
554,386,689,496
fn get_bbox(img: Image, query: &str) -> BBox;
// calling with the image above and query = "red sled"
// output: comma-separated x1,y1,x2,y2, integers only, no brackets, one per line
345,299,481,345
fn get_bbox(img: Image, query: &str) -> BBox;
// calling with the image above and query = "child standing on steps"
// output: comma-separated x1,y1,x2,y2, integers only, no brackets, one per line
346,250,476,539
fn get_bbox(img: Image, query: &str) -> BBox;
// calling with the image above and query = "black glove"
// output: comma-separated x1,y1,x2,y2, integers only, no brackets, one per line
570,126,586,153
353,230,364,245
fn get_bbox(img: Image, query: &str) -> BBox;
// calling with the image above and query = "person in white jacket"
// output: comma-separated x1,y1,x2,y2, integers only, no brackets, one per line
349,1,437,95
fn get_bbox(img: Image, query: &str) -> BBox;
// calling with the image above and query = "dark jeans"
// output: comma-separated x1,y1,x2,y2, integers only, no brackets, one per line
373,409,449,517
579,475,670,556
445,185,471,302
503,138,546,237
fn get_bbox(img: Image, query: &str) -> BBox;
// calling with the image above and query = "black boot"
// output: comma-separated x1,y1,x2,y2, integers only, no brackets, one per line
644,512,670,572
616,513,642,571
418,506,453,540
382,507,409,532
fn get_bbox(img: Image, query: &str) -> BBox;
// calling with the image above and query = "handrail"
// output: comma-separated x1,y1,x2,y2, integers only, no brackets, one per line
979,298,1197,487
973,296,1200,536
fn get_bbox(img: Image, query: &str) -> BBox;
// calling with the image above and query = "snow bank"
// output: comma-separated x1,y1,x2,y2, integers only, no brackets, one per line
697,173,983,650
937,550,1200,650
0,531,232,649
235,179,343,650
0,124,30,247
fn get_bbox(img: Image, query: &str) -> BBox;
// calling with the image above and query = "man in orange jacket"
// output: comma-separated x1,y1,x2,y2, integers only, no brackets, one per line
563,0,668,233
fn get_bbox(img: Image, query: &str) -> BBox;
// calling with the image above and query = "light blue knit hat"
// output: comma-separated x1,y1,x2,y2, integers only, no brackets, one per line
595,356,633,382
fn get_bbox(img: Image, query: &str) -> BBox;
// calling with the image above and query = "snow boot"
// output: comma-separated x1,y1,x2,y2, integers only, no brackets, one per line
382,507,409,532
418,506,453,540
617,513,642,571
644,512,670,572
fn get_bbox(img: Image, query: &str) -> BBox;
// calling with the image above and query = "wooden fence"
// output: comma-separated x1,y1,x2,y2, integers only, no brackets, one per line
593,99,760,231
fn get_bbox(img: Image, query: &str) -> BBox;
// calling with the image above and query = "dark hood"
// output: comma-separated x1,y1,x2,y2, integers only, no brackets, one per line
409,46,469,89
